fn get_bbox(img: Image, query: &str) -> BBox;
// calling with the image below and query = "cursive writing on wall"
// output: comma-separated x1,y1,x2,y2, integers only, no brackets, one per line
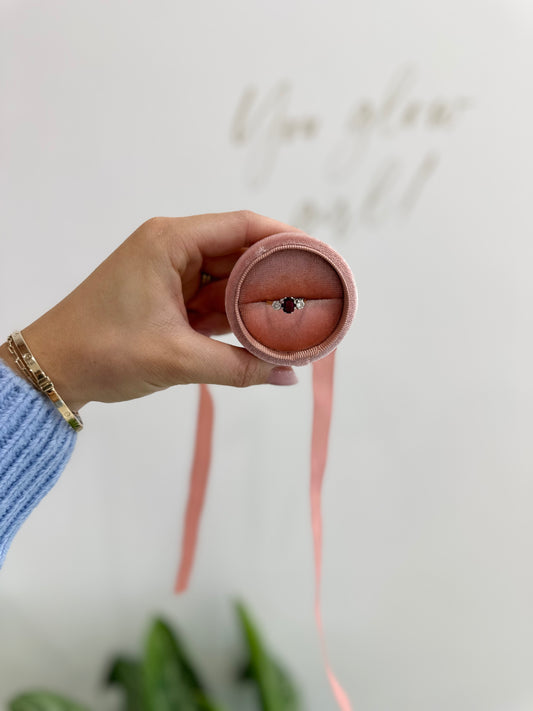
230,66,472,238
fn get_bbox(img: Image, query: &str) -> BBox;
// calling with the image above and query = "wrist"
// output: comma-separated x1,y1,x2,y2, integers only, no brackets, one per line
21,320,88,414
2,321,88,415
2,329,84,430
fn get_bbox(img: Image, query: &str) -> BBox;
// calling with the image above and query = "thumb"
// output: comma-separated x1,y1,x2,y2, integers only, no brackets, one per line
180,331,298,387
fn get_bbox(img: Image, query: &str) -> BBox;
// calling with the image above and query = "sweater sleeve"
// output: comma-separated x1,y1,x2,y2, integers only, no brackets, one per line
0,358,76,568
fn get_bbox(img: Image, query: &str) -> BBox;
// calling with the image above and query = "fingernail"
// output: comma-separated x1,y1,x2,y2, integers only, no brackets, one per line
267,366,298,386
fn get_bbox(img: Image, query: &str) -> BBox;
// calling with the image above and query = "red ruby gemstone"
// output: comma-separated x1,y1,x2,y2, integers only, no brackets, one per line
282,297,295,314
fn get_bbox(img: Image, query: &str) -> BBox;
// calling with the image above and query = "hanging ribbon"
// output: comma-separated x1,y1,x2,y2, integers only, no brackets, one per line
311,351,353,711
174,383,214,593
175,357,352,710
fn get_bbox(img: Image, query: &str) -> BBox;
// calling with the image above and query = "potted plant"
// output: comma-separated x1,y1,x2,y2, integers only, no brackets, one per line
9,602,300,711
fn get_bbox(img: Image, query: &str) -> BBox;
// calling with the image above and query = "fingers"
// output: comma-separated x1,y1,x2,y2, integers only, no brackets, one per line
179,330,297,388
187,279,230,333
186,279,228,313
179,210,304,258
201,250,246,278
188,312,230,336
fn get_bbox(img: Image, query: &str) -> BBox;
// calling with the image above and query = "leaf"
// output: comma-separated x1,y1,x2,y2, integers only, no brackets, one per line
195,696,227,711
161,622,206,694
8,691,91,711
141,618,203,711
235,602,300,711
237,661,253,681
106,657,144,711
270,662,300,711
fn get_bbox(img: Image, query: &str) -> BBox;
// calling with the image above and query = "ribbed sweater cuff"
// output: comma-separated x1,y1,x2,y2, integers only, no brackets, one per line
0,358,76,568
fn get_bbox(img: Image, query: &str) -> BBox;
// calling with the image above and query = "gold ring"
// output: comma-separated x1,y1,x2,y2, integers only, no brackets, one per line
200,272,213,287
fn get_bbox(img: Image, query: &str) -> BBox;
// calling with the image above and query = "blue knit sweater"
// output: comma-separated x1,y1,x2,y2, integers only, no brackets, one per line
0,358,76,567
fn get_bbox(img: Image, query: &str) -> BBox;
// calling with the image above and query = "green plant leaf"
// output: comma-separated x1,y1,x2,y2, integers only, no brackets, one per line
236,602,300,711
195,696,227,711
141,618,205,711
109,619,227,711
237,661,253,681
106,657,144,711
270,662,300,711
8,691,91,711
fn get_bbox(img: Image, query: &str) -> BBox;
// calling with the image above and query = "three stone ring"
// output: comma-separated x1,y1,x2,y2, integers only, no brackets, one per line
270,297,305,314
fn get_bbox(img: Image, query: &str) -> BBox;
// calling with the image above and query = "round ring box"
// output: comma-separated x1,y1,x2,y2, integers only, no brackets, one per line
225,232,357,366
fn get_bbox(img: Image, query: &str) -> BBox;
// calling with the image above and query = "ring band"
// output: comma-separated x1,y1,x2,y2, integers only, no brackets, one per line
200,272,213,287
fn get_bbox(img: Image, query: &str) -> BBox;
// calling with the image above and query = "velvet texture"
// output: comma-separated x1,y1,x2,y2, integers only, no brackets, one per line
225,233,357,365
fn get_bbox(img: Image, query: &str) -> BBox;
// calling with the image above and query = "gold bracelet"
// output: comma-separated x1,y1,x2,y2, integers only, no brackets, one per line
7,331,83,432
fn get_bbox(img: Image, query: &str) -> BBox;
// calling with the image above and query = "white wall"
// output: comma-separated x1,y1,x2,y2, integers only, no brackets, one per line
1,1,532,709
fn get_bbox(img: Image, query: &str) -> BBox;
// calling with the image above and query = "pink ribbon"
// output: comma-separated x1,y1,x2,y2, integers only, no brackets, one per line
311,351,353,710
175,356,352,709
174,383,214,593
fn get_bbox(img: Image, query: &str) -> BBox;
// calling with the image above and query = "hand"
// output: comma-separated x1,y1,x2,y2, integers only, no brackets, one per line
0,211,300,412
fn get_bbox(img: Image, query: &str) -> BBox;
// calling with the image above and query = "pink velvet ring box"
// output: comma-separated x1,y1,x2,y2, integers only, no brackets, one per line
225,232,357,366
